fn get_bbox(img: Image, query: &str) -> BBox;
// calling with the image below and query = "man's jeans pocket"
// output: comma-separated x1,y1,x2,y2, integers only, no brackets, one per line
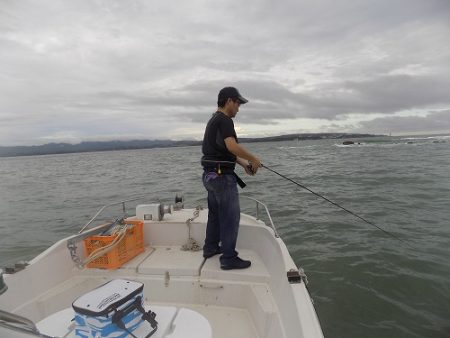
204,171,219,183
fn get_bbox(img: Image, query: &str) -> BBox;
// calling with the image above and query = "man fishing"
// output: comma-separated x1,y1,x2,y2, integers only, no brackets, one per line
201,86,262,270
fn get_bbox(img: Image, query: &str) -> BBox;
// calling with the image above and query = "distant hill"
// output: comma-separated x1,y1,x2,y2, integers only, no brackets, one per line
0,133,380,157
241,132,378,143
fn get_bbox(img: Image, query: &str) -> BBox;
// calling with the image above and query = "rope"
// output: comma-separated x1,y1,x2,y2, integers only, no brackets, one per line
81,223,129,266
181,207,202,251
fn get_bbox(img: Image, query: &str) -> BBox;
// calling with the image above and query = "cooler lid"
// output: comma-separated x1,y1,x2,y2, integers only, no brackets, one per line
72,279,143,316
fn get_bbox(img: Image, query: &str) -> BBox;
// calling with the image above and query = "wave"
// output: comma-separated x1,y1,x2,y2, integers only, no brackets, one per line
334,142,403,148
334,136,448,147
276,145,318,149
401,135,450,141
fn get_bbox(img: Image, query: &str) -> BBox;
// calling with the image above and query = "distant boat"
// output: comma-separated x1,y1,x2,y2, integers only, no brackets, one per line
342,140,354,145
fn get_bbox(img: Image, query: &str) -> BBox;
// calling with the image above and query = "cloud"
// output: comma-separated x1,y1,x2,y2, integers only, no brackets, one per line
0,0,450,145
356,109,450,134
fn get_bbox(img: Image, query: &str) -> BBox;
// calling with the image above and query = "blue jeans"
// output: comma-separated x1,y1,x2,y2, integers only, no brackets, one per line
202,172,240,263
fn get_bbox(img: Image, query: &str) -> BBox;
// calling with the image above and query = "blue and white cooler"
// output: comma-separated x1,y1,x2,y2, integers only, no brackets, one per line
72,279,157,338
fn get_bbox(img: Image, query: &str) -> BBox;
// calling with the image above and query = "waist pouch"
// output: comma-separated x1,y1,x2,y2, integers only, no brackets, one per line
72,279,157,338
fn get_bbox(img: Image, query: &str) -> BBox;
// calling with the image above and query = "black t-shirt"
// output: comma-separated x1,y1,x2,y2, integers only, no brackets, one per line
201,111,237,169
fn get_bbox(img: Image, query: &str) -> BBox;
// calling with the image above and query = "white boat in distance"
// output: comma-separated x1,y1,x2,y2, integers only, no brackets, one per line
0,195,324,338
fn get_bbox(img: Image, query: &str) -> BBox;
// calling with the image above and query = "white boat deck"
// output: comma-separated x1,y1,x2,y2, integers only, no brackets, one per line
0,206,323,338
34,245,272,338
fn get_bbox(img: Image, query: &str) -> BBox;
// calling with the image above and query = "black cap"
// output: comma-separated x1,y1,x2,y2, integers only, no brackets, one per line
218,87,248,105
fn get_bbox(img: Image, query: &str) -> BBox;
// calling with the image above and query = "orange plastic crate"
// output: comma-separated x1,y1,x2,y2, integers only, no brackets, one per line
84,220,144,269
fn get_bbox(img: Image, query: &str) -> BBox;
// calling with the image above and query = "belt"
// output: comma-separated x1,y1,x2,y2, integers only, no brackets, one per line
204,167,234,175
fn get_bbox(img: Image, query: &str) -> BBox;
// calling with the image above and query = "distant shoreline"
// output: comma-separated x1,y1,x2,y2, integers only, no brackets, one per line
0,133,381,158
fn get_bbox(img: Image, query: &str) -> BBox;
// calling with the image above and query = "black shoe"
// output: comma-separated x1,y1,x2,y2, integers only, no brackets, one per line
203,247,222,259
220,257,251,270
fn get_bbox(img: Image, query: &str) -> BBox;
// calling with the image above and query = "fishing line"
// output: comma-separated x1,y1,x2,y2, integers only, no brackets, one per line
261,163,412,247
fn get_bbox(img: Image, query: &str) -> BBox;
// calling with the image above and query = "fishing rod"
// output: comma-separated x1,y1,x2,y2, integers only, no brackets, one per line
261,163,412,247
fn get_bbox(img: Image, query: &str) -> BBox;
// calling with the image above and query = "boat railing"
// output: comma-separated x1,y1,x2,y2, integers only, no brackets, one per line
78,194,280,237
78,195,148,233
68,194,280,267
241,196,280,238
0,309,41,337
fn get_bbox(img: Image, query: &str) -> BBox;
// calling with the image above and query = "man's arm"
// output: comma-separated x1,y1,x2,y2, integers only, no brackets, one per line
225,137,261,173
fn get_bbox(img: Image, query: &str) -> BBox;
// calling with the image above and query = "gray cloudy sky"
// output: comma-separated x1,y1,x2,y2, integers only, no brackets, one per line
1,0,450,146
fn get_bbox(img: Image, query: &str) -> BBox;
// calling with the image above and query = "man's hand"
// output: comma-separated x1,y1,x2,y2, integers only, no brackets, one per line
237,157,260,176
249,158,261,174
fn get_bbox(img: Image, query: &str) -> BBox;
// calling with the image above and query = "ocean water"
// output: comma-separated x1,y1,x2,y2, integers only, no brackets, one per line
1,135,449,338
